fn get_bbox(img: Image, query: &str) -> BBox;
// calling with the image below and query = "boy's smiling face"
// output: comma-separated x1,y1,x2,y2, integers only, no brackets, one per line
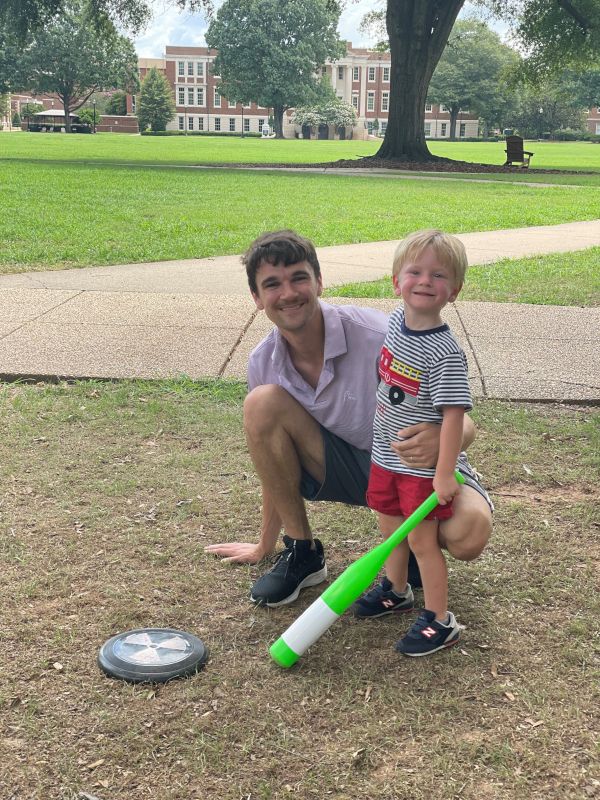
393,245,461,326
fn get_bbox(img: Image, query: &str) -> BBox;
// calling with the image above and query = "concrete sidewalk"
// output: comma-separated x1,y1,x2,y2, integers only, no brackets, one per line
0,220,599,401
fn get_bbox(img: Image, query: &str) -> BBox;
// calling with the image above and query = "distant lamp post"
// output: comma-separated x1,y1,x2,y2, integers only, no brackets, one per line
539,106,543,138
93,99,97,133
241,105,244,138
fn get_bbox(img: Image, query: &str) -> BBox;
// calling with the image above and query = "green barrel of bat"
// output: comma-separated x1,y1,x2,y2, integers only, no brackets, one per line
270,472,465,668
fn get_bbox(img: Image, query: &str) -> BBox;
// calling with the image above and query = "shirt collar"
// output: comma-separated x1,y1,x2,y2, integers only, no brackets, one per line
270,300,348,373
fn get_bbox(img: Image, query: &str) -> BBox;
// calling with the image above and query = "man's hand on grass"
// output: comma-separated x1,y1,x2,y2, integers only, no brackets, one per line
204,541,269,565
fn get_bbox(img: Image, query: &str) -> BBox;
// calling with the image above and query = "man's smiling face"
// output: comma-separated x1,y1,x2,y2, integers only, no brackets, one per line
251,259,323,334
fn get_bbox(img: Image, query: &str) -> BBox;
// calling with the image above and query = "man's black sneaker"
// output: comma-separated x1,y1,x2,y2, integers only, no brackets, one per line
352,577,414,618
250,536,327,607
395,609,460,657
408,551,422,589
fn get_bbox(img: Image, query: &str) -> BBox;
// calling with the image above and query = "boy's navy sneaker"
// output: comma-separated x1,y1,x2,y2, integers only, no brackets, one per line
352,577,414,618
395,609,460,657
250,536,327,608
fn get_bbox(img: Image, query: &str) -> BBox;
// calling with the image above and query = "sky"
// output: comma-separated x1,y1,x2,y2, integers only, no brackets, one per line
132,1,507,59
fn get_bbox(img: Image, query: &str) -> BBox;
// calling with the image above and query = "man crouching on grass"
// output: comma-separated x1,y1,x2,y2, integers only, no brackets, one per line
206,230,493,607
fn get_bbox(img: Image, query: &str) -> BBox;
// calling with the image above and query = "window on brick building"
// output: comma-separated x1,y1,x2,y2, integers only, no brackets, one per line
368,66,375,81
188,62,193,76
459,123,466,137
188,116,194,130
229,99,236,109
258,118,264,132
229,117,236,131
178,61,184,76
197,88,204,106
188,87,194,105
197,62,204,78
352,94,358,110
178,116,184,130
383,66,390,81
214,90,221,108
381,92,389,112
353,66,359,81
441,122,447,136
367,92,375,111
178,87,185,105
424,122,431,136
243,118,250,132
338,66,343,80
425,103,432,112
214,117,221,131
198,116,204,130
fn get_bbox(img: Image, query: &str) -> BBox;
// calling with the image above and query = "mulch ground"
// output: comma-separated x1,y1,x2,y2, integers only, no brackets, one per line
199,156,596,175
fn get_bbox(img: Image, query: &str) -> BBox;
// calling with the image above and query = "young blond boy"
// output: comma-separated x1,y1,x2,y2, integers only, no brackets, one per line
353,230,473,656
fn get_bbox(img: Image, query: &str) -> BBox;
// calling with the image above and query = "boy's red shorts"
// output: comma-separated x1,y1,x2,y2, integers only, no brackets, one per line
366,462,454,520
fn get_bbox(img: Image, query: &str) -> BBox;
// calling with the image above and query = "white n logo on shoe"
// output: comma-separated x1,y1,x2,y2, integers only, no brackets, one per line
422,626,437,639
382,599,396,608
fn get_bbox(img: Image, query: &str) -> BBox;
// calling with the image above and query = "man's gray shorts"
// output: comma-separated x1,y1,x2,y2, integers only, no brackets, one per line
299,426,494,512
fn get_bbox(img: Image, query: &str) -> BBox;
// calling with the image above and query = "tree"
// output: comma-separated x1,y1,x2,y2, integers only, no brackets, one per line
427,19,519,139
206,0,345,138
105,89,127,115
16,0,139,132
359,0,600,161
292,77,357,134
137,67,176,132
508,82,587,137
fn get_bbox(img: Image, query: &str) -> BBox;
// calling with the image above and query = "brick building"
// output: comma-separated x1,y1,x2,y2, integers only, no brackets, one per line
129,43,480,139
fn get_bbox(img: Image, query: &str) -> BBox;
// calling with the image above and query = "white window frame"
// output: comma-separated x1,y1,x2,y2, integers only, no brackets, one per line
197,87,204,106
178,87,185,105
351,94,358,110
383,66,390,82
243,117,250,132
353,66,359,81
459,122,466,138
440,104,448,113
197,62,204,78
425,103,432,112
368,66,375,82
214,117,221,131
187,87,194,106
178,61,184,77
243,101,251,109
381,92,389,112
188,116,194,130
424,122,431,136
441,122,447,136
367,91,375,112
229,117,236,131
338,66,344,80
258,118,264,132
229,99,236,109
198,116,204,131
214,90,221,108
178,115,184,130
187,61,193,76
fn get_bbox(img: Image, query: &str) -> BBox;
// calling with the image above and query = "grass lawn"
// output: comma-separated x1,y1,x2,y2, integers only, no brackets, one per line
2,158,600,274
3,132,600,173
325,247,600,307
1,379,598,800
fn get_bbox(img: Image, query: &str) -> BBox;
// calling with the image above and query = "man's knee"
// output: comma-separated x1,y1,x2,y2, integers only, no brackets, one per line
244,385,291,438
440,491,492,561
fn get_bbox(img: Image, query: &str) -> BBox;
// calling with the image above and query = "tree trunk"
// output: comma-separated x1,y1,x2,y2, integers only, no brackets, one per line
63,93,71,132
376,0,465,161
449,104,460,140
273,105,285,138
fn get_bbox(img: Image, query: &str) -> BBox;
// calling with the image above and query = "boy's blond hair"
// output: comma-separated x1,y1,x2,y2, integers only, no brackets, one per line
392,229,467,289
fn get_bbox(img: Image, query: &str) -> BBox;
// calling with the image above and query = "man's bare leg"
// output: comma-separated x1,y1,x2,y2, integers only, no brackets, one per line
205,385,325,563
438,485,492,560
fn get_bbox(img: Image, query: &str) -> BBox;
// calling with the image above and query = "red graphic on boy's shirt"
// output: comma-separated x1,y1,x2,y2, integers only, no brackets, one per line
379,345,422,399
